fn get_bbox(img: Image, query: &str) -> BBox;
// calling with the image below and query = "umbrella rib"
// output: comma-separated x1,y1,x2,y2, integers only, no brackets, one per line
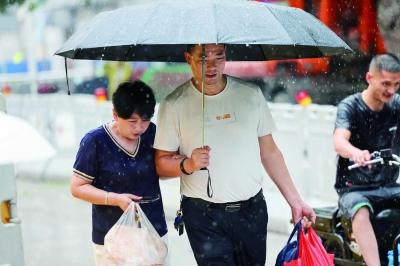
311,17,351,54
124,46,132,61
212,3,219,43
74,48,81,59
256,6,298,59
74,11,112,56
264,6,326,57
135,3,164,45
279,7,349,56
265,6,297,45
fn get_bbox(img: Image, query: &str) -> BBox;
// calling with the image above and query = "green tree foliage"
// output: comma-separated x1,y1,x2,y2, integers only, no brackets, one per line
0,0,25,12
0,0,45,13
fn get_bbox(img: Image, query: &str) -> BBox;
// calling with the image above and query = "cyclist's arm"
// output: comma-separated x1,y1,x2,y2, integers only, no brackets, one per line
334,128,354,158
334,128,370,165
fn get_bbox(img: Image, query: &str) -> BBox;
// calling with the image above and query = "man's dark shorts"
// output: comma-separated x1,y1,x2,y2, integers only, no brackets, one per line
338,185,400,221
181,193,268,266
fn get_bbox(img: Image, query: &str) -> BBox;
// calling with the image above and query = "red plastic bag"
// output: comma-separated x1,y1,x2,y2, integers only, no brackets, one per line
284,227,334,266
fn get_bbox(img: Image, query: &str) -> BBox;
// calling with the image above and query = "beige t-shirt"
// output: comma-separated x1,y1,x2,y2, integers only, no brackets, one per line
154,75,277,203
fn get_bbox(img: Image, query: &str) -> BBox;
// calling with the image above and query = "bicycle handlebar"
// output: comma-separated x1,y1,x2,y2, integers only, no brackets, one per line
348,158,384,170
348,152,400,170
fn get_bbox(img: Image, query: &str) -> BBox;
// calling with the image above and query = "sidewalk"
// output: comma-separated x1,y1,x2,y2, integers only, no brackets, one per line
14,154,296,224
14,156,290,265
15,154,302,230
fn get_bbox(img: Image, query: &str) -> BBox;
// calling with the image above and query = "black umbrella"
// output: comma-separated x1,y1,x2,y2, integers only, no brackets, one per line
55,0,353,198
55,0,352,62
55,0,352,148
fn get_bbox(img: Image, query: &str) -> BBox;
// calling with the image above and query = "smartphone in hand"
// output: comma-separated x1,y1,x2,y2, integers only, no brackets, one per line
134,196,159,204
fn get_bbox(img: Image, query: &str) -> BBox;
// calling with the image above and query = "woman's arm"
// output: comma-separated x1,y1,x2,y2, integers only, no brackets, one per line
70,174,142,211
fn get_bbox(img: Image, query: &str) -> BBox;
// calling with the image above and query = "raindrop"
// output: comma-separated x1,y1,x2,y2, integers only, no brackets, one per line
203,242,212,250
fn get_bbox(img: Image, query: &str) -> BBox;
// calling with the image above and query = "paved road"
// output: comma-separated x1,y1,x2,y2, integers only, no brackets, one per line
16,177,289,266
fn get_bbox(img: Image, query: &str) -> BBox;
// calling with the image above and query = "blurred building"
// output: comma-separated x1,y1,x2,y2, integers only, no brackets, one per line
4,0,398,105
0,0,154,94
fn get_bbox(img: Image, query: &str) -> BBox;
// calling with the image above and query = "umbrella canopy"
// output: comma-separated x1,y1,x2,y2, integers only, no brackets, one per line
55,0,352,62
0,112,57,165
55,0,353,197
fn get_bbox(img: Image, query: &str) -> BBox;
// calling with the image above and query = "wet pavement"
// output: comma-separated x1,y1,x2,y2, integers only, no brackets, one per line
16,176,289,266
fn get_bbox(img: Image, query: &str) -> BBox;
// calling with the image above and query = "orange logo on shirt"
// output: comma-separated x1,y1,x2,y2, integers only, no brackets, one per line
216,114,231,120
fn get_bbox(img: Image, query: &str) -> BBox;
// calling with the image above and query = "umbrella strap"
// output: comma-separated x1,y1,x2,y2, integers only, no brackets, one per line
202,167,213,198
64,58,70,95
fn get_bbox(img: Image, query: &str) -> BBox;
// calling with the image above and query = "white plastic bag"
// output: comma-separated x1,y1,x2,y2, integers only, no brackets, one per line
104,202,169,266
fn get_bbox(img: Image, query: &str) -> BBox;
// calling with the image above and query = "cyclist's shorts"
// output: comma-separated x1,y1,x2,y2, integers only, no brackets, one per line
338,185,400,221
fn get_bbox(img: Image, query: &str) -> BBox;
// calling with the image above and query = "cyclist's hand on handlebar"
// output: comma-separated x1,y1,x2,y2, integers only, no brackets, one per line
350,149,371,169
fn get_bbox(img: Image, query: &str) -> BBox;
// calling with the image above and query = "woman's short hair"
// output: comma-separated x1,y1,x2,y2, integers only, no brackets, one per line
112,80,156,120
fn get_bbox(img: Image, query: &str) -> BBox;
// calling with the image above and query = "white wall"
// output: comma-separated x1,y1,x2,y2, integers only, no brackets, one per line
5,94,339,233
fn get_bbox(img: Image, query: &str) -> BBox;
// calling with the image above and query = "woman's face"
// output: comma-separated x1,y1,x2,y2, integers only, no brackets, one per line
113,111,151,140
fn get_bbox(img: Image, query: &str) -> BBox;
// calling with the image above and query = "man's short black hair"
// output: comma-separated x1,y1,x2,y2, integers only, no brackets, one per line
112,80,156,120
370,53,400,73
186,44,226,54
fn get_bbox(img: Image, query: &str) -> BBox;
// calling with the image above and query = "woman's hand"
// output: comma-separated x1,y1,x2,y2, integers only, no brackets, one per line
110,193,142,211
172,154,187,160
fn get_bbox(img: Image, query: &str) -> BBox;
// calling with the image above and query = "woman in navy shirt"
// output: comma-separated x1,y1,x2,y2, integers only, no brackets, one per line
70,80,170,265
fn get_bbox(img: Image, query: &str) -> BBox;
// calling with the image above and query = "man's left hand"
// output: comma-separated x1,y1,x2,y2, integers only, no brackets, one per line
291,201,316,228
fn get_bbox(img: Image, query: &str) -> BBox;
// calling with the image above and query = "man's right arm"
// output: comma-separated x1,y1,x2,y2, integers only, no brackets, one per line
334,99,371,167
334,127,370,166
155,147,211,178
334,128,355,158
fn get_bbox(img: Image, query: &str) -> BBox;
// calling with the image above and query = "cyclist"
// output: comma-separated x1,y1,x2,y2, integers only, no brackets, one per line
334,53,400,266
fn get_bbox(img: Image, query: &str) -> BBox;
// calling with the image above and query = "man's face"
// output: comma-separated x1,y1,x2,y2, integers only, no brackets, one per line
184,44,226,87
367,69,400,103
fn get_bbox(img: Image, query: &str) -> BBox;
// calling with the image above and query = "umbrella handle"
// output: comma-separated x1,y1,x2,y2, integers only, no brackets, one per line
201,44,205,148
64,58,71,95
201,46,213,198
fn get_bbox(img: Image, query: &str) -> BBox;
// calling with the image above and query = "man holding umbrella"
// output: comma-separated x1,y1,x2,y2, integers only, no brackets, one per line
54,1,352,264
154,43,316,265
